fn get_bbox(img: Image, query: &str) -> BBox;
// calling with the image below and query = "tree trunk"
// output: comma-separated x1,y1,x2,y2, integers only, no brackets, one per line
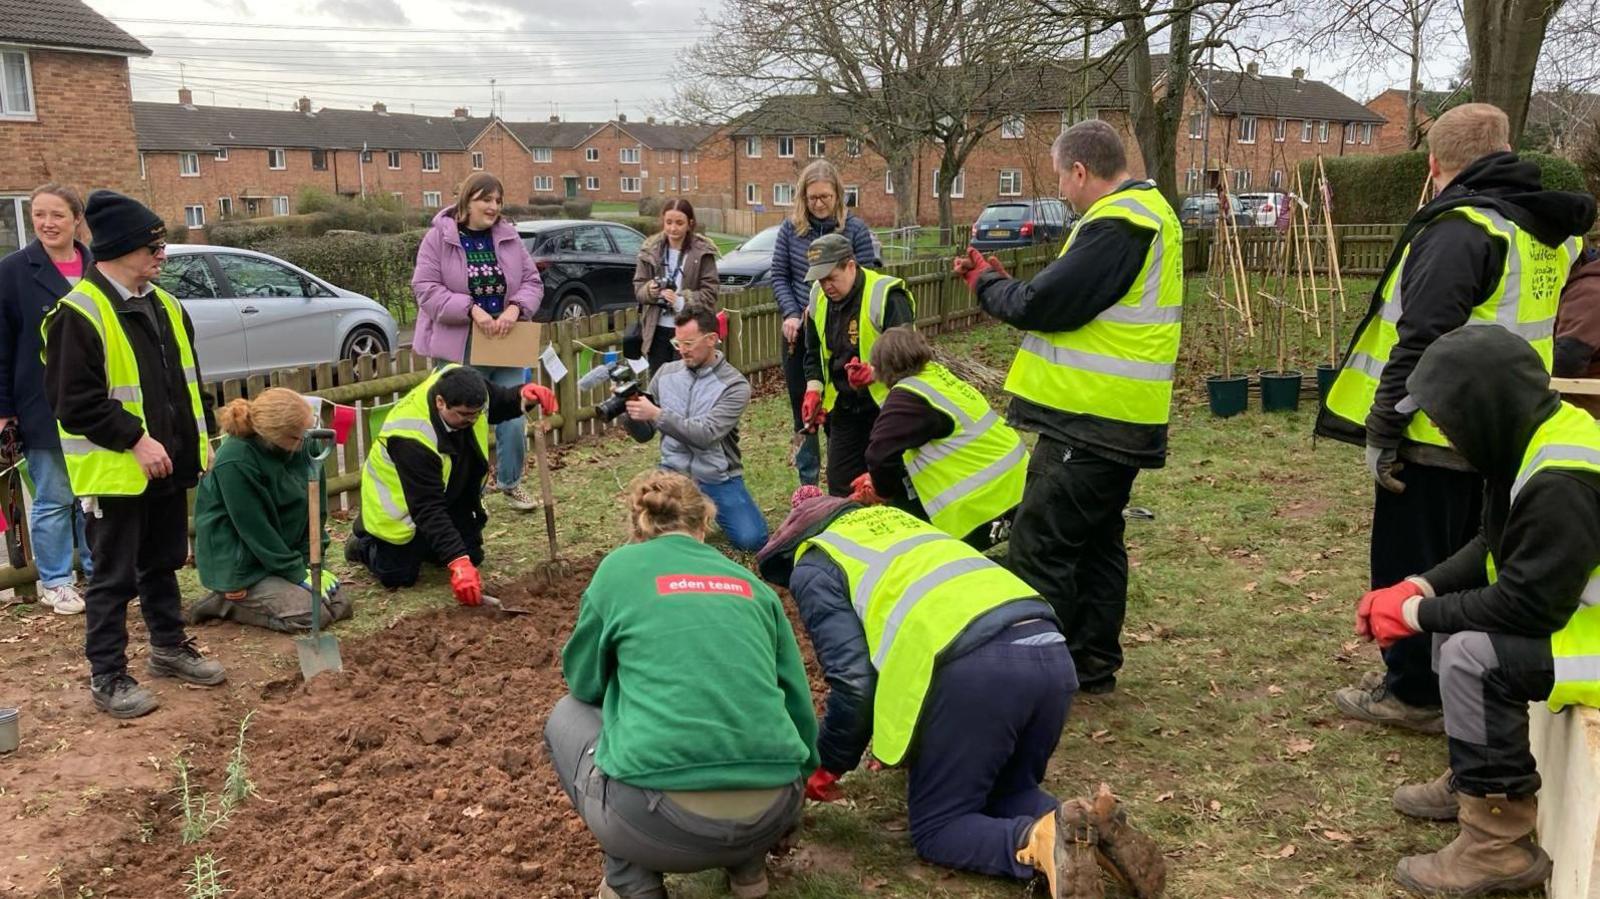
1462,0,1564,143
1119,1,1190,204
1406,28,1421,148
889,150,917,229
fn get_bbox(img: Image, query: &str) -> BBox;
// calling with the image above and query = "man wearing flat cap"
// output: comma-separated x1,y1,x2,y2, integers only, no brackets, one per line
43,190,222,719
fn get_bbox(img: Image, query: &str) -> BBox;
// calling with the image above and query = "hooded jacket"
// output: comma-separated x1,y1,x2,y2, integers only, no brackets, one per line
411,209,543,363
1405,325,1600,637
631,232,720,356
1555,248,1600,417
1315,152,1597,470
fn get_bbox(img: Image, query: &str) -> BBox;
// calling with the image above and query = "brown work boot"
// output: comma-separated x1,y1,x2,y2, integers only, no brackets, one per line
1393,770,1460,822
1016,799,1103,898
1393,794,1551,896
1088,784,1167,897
1332,681,1444,734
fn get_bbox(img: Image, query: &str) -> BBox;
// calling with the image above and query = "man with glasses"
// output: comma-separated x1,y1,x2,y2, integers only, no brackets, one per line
624,309,769,550
43,191,221,719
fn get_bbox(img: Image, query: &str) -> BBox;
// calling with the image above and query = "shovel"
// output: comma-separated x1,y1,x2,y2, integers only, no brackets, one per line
295,429,343,680
483,595,532,617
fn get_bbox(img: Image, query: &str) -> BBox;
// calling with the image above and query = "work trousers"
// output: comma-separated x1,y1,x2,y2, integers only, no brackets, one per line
781,338,819,487
1435,631,1555,798
906,621,1075,879
351,511,485,589
544,695,804,899
1371,462,1484,708
83,490,190,678
823,401,877,497
1007,438,1138,691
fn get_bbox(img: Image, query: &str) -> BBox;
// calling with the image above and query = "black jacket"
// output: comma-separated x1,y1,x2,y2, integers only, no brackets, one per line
1315,152,1597,470
864,388,951,515
0,240,92,450
972,179,1163,469
1403,326,1600,637
43,265,215,494
802,268,914,412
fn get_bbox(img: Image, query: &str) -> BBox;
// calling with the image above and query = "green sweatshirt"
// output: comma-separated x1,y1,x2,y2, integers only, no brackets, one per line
194,435,328,593
562,534,820,790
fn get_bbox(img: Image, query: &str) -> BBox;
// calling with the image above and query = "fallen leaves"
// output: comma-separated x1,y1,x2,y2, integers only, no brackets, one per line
1258,843,1297,859
1284,737,1316,757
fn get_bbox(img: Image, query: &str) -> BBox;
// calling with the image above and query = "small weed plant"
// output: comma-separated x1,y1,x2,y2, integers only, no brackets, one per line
172,711,258,846
183,853,231,899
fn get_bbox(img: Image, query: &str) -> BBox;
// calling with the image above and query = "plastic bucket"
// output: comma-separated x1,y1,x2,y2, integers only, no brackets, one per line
1206,375,1249,418
1316,363,1339,401
1260,370,1304,412
0,708,18,754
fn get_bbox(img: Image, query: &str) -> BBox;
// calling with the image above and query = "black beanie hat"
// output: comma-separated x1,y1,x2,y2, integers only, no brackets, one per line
85,190,166,261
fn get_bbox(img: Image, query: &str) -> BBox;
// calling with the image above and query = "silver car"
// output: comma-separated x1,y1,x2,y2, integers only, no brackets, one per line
154,245,398,382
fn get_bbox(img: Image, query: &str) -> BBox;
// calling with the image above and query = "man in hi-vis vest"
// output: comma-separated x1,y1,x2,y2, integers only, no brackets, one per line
1318,103,1594,734
1354,326,1600,897
959,119,1183,695
43,191,221,719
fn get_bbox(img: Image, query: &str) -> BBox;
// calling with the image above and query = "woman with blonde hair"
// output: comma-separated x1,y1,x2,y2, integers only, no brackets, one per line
546,471,816,899
188,388,350,632
770,160,879,489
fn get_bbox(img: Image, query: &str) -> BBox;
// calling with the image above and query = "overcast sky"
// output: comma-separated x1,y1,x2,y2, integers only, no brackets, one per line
90,0,1467,125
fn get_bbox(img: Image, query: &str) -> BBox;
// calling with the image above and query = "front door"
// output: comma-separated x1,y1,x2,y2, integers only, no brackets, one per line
564,177,579,199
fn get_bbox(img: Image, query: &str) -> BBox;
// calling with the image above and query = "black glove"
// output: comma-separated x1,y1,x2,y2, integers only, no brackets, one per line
1365,444,1405,494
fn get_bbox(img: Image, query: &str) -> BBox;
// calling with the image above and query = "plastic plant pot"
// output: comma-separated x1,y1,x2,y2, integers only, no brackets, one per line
1260,370,1304,412
1206,374,1249,418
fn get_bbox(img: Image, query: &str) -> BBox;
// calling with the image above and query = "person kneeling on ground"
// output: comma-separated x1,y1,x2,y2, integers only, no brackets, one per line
755,492,1165,898
623,308,769,551
859,327,1026,549
189,388,352,632
1354,325,1600,897
546,471,817,899
346,364,556,604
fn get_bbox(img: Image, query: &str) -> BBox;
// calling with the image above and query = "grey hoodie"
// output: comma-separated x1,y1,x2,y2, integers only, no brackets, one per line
645,351,749,483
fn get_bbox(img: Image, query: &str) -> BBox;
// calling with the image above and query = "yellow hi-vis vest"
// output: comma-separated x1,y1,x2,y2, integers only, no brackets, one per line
809,269,914,410
1326,207,1582,447
360,364,489,545
1483,402,1600,711
1003,184,1183,426
42,279,209,496
796,505,1039,764
892,362,1027,539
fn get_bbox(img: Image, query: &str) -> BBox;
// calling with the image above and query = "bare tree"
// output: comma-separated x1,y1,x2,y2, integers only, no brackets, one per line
1463,0,1568,142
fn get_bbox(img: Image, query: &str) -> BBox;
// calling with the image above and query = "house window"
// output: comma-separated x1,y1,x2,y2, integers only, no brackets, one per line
472,151,484,169
272,196,290,216
421,151,440,172
387,150,402,169
585,147,599,162
268,148,286,170
585,176,600,191
0,50,35,118
311,149,327,171
745,136,762,158
620,177,641,193
1345,123,1357,144
846,138,862,157
1318,120,1330,142
1238,116,1257,144
0,197,27,256
215,148,229,161
773,183,795,206
670,176,678,190
1001,115,1026,140
184,205,205,229
844,184,859,208
180,153,200,177
778,136,795,158
745,183,758,205
391,191,404,202
999,169,1022,196
1301,120,1313,142
1187,112,1203,139
534,175,554,192
931,168,965,199
1271,169,1284,189
217,197,233,218
885,170,895,195
1184,168,1200,193
620,147,640,164
423,191,443,208
533,147,553,163
1274,118,1287,142
1362,123,1374,144
657,176,665,192
1233,169,1250,192
808,136,826,157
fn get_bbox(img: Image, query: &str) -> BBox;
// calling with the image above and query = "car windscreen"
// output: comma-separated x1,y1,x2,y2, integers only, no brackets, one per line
977,205,1028,224
738,226,780,254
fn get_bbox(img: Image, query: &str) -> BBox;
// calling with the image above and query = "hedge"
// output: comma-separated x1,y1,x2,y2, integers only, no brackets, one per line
250,230,426,324
1301,151,1590,224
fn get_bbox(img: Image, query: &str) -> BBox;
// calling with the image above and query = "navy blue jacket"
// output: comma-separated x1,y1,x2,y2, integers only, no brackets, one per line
0,240,91,450
769,214,880,320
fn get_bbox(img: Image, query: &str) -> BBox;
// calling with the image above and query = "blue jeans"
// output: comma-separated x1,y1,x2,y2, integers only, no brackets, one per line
473,365,528,489
697,477,769,552
24,448,91,588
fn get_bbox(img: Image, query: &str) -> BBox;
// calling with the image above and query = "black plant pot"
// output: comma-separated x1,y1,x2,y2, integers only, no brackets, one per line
1206,374,1249,418
1316,363,1339,401
1260,370,1304,412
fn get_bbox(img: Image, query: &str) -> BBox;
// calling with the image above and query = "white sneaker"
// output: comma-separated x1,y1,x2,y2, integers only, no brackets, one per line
40,583,85,615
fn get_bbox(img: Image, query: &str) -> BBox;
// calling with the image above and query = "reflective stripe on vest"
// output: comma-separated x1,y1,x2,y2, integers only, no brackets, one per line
1326,208,1581,448
894,363,1028,538
1002,184,1183,425
44,280,210,496
359,364,490,545
796,505,1039,764
1484,402,1600,711
810,270,914,410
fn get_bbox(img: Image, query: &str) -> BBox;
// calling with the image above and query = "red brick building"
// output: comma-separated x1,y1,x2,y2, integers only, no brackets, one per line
0,0,149,254
1364,87,1457,154
500,116,716,203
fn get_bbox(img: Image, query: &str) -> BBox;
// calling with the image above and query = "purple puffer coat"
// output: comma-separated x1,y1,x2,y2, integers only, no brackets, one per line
411,208,543,363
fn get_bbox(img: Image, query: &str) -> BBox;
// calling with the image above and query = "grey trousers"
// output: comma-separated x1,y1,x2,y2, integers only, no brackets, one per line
1434,630,1555,798
543,695,805,899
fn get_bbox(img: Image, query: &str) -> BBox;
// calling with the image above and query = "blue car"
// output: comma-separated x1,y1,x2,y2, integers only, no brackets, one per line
969,198,1073,252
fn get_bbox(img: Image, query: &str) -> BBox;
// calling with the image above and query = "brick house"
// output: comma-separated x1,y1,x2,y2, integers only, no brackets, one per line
1364,87,1458,154
503,116,716,204
0,0,149,254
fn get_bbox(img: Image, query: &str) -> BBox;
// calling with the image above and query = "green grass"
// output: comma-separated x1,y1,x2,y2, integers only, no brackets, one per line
593,201,637,214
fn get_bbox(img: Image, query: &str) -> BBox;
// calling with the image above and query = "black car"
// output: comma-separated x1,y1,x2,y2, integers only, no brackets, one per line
718,224,780,292
969,198,1072,251
516,219,647,320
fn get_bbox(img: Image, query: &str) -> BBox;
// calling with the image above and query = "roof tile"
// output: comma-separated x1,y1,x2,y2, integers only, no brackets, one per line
0,0,149,55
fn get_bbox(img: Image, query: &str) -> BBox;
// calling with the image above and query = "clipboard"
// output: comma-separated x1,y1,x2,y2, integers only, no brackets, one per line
468,321,543,368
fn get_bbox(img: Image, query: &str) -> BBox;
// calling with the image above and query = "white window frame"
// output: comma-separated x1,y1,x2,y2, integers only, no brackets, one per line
1233,169,1250,192
0,50,36,119
1001,115,1026,140
585,176,600,191
272,196,290,216
1187,112,1203,139
745,182,758,205
0,197,26,255
1345,122,1358,144
845,138,862,157
217,196,233,218
808,135,826,157
844,184,859,208
1301,120,1313,143
585,147,599,162
1184,168,1200,193
422,190,443,208
184,205,205,229
745,136,762,158
534,175,554,192
421,151,440,172
657,176,665,192
999,169,1022,197
777,136,795,158
179,152,200,177
268,148,286,170
670,176,678,190
471,151,484,169
1362,123,1374,144
387,150,402,169
620,147,640,164
1274,118,1287,142
1237,116,1257,144
533,147,553,163
620,176,641,193
931,168,965,199
1271,169,1284,189
391,191,404,202
885,170,895,195
773,182,795,206
214,147,229,161
1318,120,1330,143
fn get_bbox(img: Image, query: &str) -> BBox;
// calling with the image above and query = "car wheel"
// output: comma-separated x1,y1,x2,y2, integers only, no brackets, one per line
554,292,591,321
342,325,389,362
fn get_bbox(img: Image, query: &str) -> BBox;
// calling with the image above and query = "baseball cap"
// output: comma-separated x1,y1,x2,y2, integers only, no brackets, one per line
804,233,854,282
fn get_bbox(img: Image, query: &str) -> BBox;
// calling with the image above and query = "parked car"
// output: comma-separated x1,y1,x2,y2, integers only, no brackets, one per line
1179,193,1253,229
718,224,780,292
969,198,1072,251
1238,191,1289,227
154,245,398,383
516,219,647,320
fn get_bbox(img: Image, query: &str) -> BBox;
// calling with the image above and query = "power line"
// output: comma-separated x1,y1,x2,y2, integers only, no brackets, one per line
113,16,706,35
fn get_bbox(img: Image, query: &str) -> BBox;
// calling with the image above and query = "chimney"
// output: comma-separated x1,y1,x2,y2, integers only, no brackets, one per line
178,87,194,107
814,76,829,96
297,96,312,114
372,101,387,114
618,113,627,123
1246,61,1260,78
1292,67,1306,83
549,114,560,123
646,115,656,125
453,106,470,120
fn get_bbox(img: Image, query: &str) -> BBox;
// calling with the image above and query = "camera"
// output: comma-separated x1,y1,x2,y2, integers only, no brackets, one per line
580,360,655,442
652,277,676,299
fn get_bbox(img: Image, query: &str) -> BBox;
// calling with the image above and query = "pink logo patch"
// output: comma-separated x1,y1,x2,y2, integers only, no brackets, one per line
656,575,754,599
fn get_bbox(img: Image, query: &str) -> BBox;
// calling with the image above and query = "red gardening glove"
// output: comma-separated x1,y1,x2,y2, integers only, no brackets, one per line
849,472,881,505
952,254,976,277
984,253,1010,279
961,247,993,292
521,382,559,414
802,389,825,432
845,359,875,389
448,556,482,607
1355,580,1424,648
806,767,844,802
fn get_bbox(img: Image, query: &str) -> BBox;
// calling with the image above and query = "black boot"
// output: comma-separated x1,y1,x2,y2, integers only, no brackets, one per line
90,672,159,719
147,637,226,686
